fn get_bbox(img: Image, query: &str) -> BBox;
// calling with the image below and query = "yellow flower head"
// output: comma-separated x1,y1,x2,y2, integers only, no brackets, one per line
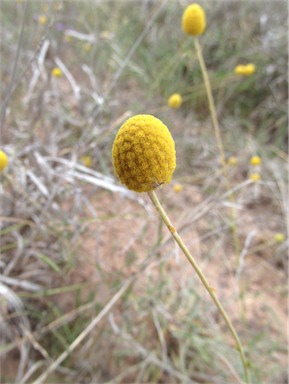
38,15,48,25
249,173,261,182
64,35,72,43
81,155,92,168
250,155,261,166
83,43,92,52
228,156,238,166
51,67,62,77
244,63,256,75
173,184,183,193
100,30,112,40
234,63,256,76
274,233,285,243
0,150,8,171
168,93,182,109
112,114,176,193
234,65,245,75
182,4,206,36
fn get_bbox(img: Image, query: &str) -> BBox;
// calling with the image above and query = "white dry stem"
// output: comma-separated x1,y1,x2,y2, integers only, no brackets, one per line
37,39,50,80
26,171,49,197
81,65,99,91
24,64,41,105
152,309,168,365
0,275,42,292
0,0,28,132
4,231,24,275
236,230,257,286
33,278,133,384
0,282,31,382
64,29,95,42
43,155,150,211
19,361,45,384
54,57,81,101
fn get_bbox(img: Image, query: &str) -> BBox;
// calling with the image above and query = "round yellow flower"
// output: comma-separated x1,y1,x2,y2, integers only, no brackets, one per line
173,184,183,193
51,67,62,77
81,155,92,168
234,65,246,75
250,155,261,166
244,63,256,76
112,115,176,193
234,63,256,76
182,4,206,36
228,156,238,166
249,173,261,182
0,150,8,171
38,15,47,25
274,233,285,243
83,43,92,52
168,93,182,109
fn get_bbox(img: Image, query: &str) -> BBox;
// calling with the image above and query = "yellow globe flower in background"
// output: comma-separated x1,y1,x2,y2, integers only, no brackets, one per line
81,156,92,168
228,156,238,166
83,43,92,52
249,173,261,182
0,150,8,171
173,184,183,193
234,63,256,76
250,155,261,166
182,4,206,36
52,67,62,77
38,15,48,25
112,114,176,193
234,65,246,75
168,93,182,109
274,233,285,243
244,63,256,75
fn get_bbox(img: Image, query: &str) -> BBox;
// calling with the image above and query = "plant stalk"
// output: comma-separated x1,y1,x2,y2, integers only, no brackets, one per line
193,37,240,258
148,190,250,384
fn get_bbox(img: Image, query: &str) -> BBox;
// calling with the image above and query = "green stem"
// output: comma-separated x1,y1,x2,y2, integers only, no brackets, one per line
148,190,250,384
194,37,240,258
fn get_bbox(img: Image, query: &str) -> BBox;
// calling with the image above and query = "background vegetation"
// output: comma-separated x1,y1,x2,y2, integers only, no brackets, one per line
0,1,288,383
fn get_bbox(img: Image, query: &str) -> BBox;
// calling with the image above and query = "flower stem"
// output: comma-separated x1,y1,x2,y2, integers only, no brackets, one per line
193,37,240,260
148,190,250,384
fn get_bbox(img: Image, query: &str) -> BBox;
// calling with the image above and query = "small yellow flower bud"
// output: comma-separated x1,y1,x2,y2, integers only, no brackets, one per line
83,43,92,52
234,63,256,76
249,173,261,182
274,233,285,243
244,63,256,76
250,156,261,166
51,67,62,77
38,15,48,25
228,156,238,166
173,184,183,193
112,114,176,193
182,4,206,36
0,150,9,171
234,65,246,75
168,93,182,109
81,156,92,168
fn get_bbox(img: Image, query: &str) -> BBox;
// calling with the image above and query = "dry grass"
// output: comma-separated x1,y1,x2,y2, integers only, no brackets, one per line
0,1,288,383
